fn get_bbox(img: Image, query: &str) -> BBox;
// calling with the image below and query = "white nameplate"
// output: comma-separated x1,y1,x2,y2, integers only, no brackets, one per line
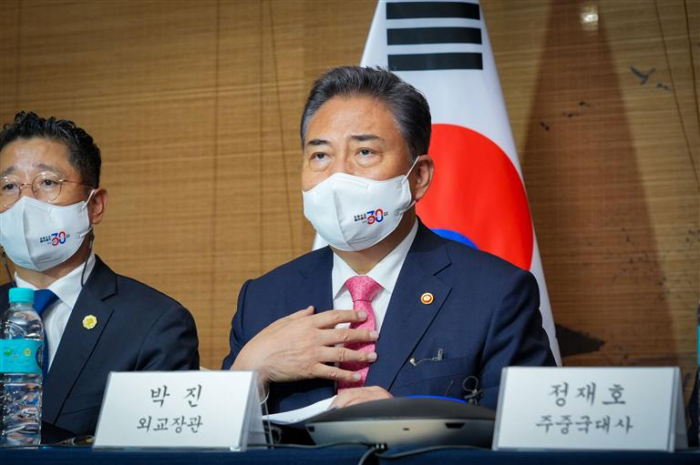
493,367,687,452
94,371,265,450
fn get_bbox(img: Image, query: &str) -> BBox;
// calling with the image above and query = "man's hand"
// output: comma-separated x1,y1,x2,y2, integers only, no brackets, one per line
231,306,378,386
331,386,393,408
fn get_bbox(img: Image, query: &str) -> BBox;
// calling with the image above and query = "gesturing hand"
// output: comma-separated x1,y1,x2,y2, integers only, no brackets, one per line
332,386,393,409
231,306,379,386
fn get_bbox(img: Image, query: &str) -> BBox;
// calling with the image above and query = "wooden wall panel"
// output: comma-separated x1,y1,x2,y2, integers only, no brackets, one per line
0,0,20,126
211,0,307,366
0,0,19,287
0,0,697,386
1,0,221,363
484,0,699,393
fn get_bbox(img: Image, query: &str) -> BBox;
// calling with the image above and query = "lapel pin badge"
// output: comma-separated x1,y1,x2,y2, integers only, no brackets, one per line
82,315,98,330
420,292,434,305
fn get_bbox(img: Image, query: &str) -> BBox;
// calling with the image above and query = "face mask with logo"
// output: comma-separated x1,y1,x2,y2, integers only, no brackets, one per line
0,192,94,272
303,160,418,252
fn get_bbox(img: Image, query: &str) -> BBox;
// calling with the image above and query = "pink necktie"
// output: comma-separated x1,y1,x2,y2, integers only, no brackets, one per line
337,275,382,391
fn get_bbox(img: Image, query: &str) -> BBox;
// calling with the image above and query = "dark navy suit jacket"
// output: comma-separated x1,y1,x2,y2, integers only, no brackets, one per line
223,223,555,413
0,256,200,437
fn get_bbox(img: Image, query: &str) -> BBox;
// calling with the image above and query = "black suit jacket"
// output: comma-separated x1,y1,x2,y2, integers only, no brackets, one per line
223,223,555,413
0,256,200,437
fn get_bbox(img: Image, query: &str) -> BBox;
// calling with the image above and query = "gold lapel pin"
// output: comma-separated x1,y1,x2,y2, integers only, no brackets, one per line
420,292,434,305
82,315,98,330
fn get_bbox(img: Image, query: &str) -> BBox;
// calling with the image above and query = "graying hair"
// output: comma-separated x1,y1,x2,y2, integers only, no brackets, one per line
300,66,431,162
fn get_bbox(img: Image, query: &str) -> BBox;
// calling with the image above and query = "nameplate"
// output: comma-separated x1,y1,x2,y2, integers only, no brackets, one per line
493,367,687,451
94,371,265,450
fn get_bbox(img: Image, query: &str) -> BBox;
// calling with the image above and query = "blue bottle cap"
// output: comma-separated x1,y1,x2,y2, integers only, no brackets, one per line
8,287,35,304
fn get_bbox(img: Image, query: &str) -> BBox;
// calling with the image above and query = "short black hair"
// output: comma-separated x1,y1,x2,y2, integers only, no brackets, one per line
300,66,431,161
0,111,101,187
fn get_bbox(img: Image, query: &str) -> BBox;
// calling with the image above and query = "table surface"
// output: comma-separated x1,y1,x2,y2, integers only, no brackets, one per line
1,445,699,465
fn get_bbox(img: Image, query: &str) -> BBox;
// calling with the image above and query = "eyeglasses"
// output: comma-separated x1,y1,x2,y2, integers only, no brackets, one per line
0,172,93,208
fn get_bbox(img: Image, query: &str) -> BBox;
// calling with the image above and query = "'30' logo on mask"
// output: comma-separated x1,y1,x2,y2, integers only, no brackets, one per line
39,231,71,246
50,231,69,246
366,209,387,225
353,209,389,225
51,231,69,246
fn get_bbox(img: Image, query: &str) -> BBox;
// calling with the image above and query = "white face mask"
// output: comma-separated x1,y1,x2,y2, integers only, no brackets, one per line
0,193,94,272
303,160,417,252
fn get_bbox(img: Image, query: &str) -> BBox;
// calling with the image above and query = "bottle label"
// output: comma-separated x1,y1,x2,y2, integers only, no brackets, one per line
0,340,42,375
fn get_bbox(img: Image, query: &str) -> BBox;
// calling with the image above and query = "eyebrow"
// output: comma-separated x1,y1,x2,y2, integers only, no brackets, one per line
350,134,384,143
304,134,385,149
0,163,64,178
305,139,330,147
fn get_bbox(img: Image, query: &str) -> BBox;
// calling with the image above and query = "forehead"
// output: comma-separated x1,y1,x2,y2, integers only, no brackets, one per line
0,137,75,178
306,94,402,140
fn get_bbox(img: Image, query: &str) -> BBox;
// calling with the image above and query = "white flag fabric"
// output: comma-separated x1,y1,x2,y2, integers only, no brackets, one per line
314,0,561,364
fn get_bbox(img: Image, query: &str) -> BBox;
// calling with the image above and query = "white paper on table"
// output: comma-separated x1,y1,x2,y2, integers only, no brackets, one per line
264,396,336,425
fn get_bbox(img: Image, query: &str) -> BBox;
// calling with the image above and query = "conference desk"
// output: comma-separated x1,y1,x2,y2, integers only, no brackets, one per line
1,445,699,465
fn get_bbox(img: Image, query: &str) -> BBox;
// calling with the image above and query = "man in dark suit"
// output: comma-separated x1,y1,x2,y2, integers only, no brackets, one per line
0,111,199,438
223,67,555,413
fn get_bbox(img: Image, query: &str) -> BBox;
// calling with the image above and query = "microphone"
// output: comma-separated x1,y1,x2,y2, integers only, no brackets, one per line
462,376,483,405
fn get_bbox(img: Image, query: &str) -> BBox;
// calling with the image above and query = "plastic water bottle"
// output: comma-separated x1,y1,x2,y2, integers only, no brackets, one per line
0,288,43,446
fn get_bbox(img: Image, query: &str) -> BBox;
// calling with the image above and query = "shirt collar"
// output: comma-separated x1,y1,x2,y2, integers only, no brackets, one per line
15,253,97,309
332,219,419,298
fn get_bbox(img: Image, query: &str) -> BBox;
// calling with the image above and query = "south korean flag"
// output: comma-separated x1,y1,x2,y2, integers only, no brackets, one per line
361,0,562,363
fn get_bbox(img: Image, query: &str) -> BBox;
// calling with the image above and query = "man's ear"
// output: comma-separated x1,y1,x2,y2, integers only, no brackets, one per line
411,154,434,202
88,188,108,225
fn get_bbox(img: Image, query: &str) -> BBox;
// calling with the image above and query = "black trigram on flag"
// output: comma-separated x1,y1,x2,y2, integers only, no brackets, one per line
386,1,483,71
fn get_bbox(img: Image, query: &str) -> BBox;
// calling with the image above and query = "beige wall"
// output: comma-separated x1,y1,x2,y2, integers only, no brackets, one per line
0,0,698,394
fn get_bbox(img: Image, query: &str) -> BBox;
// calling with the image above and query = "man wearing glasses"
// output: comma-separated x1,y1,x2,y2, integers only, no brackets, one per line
0,111,199,440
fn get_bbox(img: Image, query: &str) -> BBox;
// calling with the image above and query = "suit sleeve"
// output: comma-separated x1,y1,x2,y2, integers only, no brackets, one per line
221,279,252,369
136,304,200,370
479,268,556,407
687,369,699,447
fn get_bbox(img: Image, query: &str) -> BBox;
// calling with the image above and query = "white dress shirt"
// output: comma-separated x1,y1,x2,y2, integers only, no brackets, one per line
332,220,419,331
15,253,96,370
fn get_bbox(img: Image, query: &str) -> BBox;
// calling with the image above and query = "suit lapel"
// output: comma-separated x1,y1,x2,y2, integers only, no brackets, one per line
291,247,334,317
0,287,8,316
43,257,116,423
365,224,452,390
279,248,336,404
